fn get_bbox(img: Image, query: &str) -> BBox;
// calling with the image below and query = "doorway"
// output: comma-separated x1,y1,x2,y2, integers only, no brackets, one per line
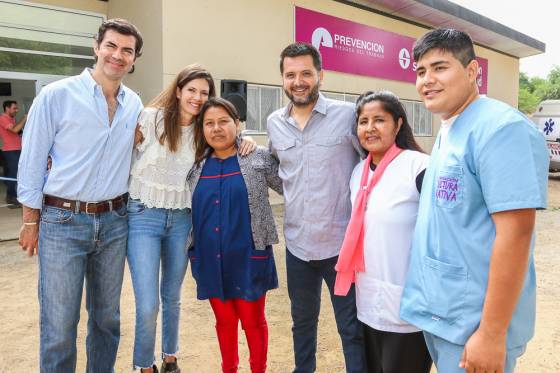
0,71,68,207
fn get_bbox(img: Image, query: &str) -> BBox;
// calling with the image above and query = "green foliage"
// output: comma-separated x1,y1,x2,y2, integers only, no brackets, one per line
519,72,531,91
518,87,541,114
0,51,91,76
519,66,560,113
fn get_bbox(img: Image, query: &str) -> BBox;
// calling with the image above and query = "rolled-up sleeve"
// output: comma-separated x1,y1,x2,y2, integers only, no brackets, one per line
17,90,56,209
264,150,283,195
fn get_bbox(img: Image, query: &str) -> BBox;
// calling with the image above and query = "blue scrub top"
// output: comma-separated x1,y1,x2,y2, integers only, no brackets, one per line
189,155,278,301
400,97,549,349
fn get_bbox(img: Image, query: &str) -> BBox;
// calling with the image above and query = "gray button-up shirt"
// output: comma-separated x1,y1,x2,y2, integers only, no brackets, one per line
267,94,363,261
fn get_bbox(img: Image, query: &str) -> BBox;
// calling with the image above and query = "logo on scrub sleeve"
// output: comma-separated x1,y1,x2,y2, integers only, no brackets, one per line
312,27,333,49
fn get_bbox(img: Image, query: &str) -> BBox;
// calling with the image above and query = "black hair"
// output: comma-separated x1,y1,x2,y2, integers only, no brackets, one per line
94,18,143,59
193,97,240,166
279,42,322,73
413,28,475,67
3,100,16,111
355,91,424,153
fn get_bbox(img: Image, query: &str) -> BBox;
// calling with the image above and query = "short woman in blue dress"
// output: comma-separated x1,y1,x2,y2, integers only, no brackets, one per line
187,97,282,373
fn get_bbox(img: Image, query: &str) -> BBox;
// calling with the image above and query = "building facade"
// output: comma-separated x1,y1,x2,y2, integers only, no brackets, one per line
0,0,545,150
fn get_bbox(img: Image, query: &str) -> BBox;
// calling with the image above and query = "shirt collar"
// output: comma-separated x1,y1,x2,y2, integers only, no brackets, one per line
80,68,126,104
282,92,328,120
440,114,458,129
313,93,328,115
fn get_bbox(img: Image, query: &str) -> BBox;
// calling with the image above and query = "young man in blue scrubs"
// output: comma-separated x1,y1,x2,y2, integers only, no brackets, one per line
400,29,549,373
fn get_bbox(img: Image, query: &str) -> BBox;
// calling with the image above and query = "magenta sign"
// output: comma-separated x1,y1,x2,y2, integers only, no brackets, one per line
295,6,488,94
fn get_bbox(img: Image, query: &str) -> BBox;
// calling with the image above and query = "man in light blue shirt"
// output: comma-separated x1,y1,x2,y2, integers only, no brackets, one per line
17,19,143,372
400,29,549,373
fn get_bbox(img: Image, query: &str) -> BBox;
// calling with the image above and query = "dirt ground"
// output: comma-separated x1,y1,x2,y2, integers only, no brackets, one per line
0,176,559,372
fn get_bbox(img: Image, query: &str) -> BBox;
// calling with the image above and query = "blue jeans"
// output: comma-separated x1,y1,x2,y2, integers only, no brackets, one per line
38,202,128,373
286,249,366,373
423,332,526,373
127,199,191,369
2,149,20,197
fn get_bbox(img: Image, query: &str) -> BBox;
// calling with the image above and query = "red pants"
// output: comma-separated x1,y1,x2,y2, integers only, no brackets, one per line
209,296,268,373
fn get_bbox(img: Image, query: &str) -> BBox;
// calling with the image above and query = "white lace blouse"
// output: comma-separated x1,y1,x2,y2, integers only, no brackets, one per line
128,107,195,209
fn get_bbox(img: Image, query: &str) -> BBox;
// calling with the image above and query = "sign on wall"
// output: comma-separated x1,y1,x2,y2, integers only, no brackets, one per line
294,7,488,94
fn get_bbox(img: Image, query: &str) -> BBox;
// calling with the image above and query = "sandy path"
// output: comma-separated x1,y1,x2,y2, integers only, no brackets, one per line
0,176,559,372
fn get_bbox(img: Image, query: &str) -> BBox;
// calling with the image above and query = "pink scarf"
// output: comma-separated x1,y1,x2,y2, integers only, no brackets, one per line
334,143,404,296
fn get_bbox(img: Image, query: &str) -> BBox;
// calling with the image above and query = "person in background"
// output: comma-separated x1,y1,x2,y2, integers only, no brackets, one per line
335,91,432,373
0,100,26,206
127,65,255,373
267,42,366,373
17,19,144,372
187,97,282,373
400,29,549,373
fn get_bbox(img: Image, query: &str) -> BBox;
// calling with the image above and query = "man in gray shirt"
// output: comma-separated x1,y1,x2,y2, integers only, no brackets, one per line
267,42,366,373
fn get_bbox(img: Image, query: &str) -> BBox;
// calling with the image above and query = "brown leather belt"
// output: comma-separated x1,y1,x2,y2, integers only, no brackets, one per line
43,194,126,214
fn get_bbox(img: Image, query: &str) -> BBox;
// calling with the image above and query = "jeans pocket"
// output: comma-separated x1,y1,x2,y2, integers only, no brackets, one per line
422,256,468,323
127,198,145,214
41,206,74,224
435,165,464,209
111,204,128,218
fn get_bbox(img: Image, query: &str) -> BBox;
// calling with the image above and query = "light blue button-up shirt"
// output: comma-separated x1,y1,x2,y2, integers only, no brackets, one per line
17,69,143,209
400,97,549,349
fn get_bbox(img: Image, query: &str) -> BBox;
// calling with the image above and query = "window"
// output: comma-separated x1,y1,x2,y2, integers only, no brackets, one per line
0,50,92,76
324,92,432,137
402,100,432,137
246,84,282,133
344,94,359,103
323,91,359,103
0,2,102,76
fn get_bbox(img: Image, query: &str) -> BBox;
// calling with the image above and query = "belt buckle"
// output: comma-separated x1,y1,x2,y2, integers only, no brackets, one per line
84,201,96,214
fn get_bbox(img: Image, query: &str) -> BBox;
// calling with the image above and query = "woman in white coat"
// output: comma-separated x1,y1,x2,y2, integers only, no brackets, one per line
335,91,432,373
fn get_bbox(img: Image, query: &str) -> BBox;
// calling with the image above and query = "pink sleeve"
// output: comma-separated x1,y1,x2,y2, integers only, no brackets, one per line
0,116,13,130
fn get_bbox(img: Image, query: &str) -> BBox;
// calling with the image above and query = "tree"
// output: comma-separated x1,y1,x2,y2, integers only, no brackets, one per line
518,66,560,113
519,72,531,91
518,87,541,114
541,65,560,100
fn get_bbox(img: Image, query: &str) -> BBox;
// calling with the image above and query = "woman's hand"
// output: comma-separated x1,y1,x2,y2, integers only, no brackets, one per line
134,123,144,147
239,135,257,156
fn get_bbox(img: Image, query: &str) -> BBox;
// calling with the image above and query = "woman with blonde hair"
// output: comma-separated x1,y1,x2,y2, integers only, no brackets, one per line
127,65,255,373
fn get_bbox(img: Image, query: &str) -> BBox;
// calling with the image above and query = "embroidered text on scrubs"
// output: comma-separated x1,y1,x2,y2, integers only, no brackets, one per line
436,176,458,202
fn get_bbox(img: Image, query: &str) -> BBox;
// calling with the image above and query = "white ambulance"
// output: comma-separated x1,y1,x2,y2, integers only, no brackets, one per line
532,100,560,172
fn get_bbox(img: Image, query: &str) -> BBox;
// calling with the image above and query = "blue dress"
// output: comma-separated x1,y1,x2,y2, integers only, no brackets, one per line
189,155,278,301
